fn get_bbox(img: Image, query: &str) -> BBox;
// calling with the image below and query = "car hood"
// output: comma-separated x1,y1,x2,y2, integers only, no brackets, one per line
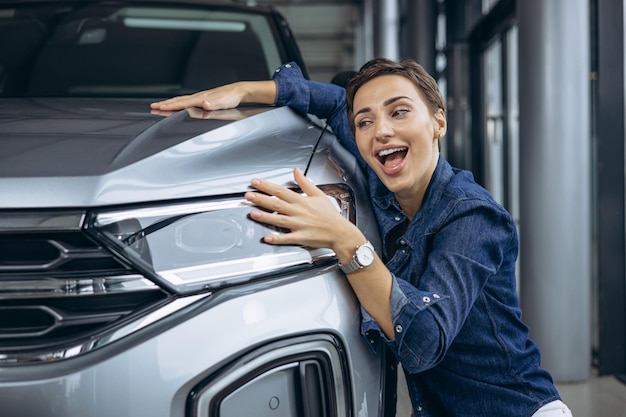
0,98,324,208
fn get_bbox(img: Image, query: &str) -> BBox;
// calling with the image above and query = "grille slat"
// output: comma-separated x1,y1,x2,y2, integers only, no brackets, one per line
0,211,169,357
0,233,132,272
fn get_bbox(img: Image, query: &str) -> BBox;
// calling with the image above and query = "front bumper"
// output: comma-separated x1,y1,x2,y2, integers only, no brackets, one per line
0,269,383,417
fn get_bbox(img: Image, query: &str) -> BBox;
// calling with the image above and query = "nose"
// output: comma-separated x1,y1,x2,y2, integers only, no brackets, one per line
374,117,393,142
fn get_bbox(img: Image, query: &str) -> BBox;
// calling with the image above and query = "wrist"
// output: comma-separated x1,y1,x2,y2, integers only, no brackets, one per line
338,241,376,275
241,80,277,105
332,227,367,264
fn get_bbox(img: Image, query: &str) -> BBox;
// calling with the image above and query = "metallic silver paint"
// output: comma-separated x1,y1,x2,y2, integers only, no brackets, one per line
0,105,319,208
0,100,385,417
0,272,383,417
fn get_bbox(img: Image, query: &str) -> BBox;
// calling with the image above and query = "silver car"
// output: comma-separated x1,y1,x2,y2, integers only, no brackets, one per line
0,1,396,416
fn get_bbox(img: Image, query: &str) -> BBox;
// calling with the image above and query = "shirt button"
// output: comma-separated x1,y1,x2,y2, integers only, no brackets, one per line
285,63,292,68
433,293,440,299
399,239,406,245
423,296,431,303
416,405,423,411
394,216,401,221
275,68,280,73
395,324,403,333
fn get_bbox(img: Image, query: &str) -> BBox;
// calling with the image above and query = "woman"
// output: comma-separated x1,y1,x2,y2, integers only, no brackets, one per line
151,58,572,417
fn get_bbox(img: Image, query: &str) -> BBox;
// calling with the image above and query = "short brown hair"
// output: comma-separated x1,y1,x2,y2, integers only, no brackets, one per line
345,58,445,134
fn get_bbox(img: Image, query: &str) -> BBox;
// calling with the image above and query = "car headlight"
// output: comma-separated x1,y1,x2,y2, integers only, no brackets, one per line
84,184,354,294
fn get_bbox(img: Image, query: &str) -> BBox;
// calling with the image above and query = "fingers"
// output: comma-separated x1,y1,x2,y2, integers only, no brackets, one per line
247,176,303,205
247,169,323,203
150,93,206,111
245,173,311,244
245,170,347,248
245,188,295,219
152,96,240,113
292,167,325,197
245,192,297,245
150,85,239,111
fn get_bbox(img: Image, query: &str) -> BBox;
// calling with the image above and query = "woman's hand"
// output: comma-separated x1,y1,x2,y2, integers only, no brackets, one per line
245,167,362,254
248,168,395,338
150,80,277,111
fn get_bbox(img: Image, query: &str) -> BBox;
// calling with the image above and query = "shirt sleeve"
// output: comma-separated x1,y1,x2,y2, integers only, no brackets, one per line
272,62,363,164
361,275,449,371
362,200,517,374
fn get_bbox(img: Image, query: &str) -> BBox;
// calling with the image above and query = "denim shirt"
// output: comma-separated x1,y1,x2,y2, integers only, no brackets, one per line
273,63,561,417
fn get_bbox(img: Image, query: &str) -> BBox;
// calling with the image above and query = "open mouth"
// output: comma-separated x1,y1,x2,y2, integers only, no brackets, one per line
377,147,408,167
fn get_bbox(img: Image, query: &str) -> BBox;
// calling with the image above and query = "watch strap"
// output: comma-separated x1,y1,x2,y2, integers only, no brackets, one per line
339,257,362,274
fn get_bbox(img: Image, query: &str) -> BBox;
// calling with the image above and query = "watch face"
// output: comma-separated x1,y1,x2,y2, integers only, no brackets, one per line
356,244,375,266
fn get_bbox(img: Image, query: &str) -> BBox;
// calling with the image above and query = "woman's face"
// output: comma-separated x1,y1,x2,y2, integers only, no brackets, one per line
352,74,446,209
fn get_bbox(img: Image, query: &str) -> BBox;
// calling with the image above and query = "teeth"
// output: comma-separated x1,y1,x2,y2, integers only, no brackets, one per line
378,147,407,157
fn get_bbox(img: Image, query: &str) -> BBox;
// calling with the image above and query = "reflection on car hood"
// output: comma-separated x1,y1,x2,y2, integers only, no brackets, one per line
0,98,324,208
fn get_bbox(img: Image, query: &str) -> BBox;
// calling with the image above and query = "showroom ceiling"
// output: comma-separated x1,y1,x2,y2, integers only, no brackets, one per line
238,0,362,82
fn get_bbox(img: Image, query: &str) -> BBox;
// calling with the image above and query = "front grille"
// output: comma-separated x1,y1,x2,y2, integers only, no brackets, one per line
0,290,167,351
0,211,169,359
0,232,132,274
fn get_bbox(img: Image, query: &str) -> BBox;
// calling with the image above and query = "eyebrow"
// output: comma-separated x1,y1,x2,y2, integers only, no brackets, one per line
353,96,413,118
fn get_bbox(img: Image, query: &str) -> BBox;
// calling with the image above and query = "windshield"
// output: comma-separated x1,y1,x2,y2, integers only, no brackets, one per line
0,2,286,98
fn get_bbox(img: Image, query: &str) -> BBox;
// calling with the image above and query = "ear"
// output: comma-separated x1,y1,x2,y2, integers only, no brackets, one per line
433,109,447,138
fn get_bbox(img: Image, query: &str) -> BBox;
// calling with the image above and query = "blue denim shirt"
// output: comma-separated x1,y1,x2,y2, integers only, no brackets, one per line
273,63,561,417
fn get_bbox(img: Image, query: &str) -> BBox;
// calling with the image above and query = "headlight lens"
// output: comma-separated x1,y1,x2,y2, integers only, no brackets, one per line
85,184,354,294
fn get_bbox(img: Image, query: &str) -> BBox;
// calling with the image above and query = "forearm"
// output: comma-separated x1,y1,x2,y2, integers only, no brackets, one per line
332,227,395,340
151,80,277,111
345,261,395,339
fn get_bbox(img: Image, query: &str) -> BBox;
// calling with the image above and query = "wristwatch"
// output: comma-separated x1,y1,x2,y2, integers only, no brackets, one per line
339,241,375,274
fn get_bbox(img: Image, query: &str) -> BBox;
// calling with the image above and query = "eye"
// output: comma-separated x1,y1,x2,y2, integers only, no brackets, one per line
392,108,410,117
356,118,372,129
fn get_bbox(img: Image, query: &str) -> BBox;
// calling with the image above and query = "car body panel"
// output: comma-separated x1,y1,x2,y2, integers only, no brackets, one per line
0,1,394,416
0,102,388,415
0,100,323,208
0,271,383,417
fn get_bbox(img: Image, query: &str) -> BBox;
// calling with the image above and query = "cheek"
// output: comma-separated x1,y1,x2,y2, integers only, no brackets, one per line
354,133,369,156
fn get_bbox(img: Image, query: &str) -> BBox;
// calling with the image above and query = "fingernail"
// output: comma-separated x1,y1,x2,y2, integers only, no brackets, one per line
264,235,274,243
251,178,261,186
245,191,256,200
